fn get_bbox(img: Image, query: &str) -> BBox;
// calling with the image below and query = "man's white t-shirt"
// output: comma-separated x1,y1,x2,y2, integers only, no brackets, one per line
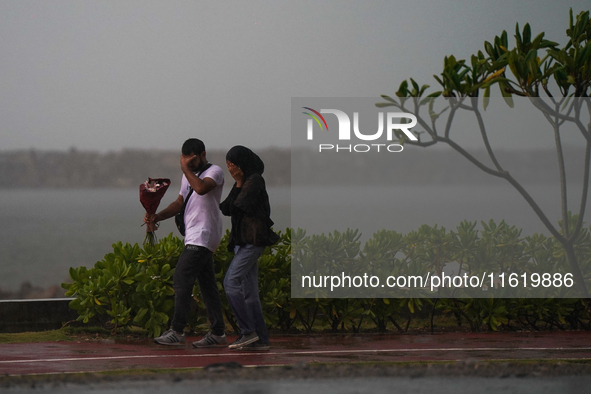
179,164,224,252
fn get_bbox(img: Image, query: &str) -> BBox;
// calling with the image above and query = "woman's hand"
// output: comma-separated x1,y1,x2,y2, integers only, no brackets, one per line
226,160,244,187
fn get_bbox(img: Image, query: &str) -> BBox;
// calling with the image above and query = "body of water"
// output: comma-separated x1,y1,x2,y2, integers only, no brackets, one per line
0,183,587,294
0,187,290,293
291,183,586,240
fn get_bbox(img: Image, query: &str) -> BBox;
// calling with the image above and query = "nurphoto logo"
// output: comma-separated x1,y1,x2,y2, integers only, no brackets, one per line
302,107,418,153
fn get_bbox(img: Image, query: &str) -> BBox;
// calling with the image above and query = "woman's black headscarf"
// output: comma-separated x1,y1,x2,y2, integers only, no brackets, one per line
226,145,264,178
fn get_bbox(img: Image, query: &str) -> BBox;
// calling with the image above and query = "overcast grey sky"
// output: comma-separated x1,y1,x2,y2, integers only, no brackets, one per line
0,0,588,152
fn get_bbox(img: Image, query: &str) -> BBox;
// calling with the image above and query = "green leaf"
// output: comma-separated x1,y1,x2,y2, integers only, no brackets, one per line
498,81,514,108
484,41,495,57
523,23,531,45
69,267,79,281
483,86,491,111
410,78,420,95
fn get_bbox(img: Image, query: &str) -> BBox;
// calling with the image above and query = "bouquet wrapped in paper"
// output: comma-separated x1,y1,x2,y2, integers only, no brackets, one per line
140,178,171,246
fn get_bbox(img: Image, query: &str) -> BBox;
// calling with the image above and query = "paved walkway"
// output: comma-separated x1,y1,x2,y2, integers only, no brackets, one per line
1,331,591,376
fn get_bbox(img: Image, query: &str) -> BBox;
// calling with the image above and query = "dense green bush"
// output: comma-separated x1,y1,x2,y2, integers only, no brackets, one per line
63,220,591,337
62,234,183,337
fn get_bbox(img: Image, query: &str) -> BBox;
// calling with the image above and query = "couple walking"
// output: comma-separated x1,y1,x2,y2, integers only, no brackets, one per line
144,138,279,351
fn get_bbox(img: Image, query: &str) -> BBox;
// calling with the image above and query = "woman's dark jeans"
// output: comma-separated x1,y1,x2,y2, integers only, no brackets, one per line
223,244,269,344
171,244,225,336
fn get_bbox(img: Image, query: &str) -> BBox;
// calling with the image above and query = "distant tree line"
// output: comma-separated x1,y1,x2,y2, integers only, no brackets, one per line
0,147,291,189
0,146,584,189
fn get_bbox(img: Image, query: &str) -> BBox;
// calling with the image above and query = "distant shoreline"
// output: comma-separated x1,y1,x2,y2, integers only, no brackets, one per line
0,148,290,189
0,147,585,188
0,281,66,300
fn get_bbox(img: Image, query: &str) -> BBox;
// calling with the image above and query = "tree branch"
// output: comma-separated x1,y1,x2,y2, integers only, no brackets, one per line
531,98,590,142
471,98,505,172
570,141,591,243
435,135,505,177
444,101,463,139
438,135,565,243
548,103,570,237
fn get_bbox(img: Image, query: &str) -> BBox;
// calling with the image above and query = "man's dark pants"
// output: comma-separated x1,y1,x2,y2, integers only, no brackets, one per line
171,244,225,335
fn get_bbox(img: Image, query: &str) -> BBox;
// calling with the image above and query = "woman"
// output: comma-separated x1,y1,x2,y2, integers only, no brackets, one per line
220,145,280,351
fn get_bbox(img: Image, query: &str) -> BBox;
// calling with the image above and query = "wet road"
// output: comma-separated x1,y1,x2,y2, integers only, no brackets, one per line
2,331,591,375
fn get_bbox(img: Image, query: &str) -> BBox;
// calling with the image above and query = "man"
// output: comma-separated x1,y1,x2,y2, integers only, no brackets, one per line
145,138,227,348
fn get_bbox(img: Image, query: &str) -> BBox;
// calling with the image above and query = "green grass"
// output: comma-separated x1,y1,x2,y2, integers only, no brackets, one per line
0,326,149,344
0,330,73,344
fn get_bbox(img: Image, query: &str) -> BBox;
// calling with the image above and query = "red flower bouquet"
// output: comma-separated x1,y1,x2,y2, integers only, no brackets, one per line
140,178,171,246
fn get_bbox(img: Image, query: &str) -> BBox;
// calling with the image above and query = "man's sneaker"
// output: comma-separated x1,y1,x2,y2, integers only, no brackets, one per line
192,332,228,348
228,332,259,349
235,340,270,351
154,329,185,346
